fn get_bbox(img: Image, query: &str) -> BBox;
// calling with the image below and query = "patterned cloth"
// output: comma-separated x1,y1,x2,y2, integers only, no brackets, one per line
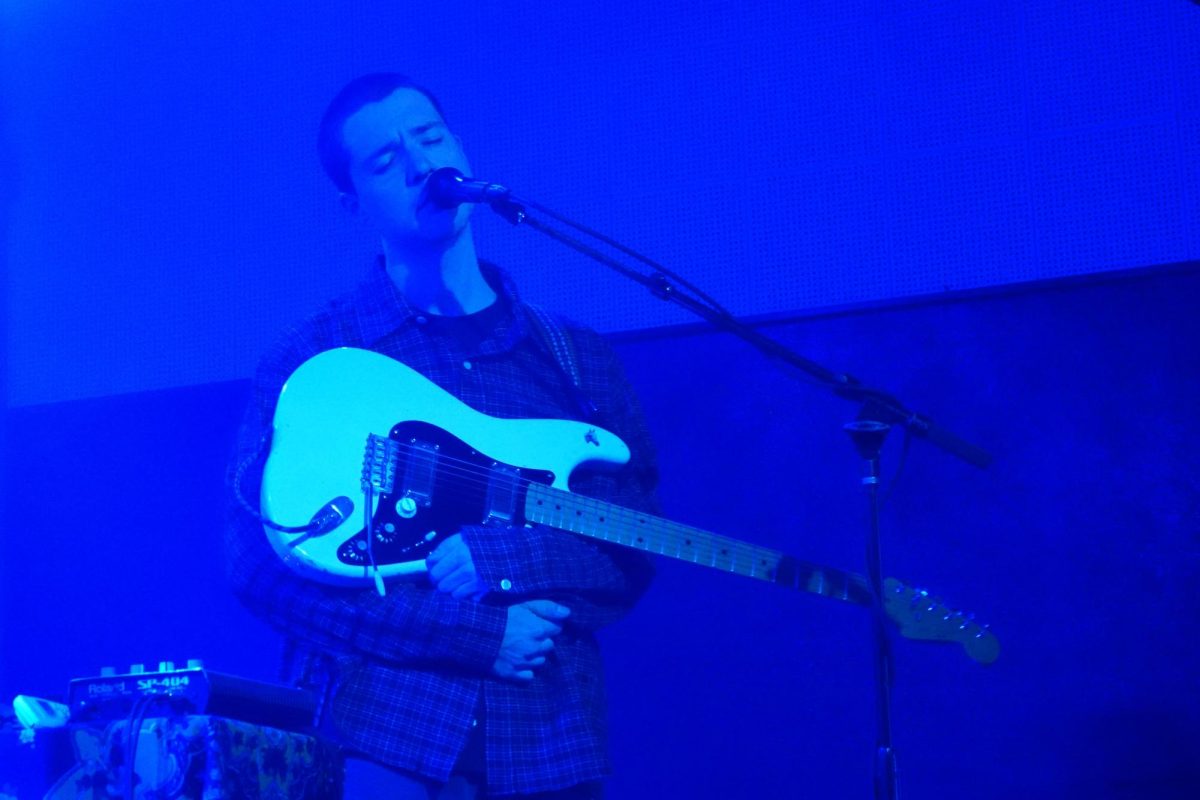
225,260,659,795
43,716,340,800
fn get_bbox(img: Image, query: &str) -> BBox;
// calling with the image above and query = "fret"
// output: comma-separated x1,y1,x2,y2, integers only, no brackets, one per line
524,483,784,584
523,484,875,606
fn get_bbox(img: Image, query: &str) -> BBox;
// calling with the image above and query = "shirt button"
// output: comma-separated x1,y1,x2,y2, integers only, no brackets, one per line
415,315,428,325
463,360,473,370
471,718,479,728
499,578,513,591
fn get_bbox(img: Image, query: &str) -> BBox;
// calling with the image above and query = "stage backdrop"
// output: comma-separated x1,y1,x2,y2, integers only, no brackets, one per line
3,0,1199,405
2,265,1196,798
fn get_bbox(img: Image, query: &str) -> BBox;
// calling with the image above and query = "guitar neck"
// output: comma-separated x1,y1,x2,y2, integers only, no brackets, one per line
523,483,873,607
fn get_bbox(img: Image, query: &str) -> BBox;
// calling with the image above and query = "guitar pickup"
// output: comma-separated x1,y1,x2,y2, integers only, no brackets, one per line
400,440,439,507
483,463,521,526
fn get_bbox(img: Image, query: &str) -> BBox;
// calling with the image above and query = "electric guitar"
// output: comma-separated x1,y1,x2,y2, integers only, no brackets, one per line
261,348,999,664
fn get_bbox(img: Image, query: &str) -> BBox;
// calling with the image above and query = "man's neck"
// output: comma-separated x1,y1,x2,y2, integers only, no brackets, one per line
383,230,497,316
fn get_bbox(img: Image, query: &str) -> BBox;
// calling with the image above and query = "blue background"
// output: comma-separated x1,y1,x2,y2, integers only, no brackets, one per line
3,0,1197,404
2,1,1199,797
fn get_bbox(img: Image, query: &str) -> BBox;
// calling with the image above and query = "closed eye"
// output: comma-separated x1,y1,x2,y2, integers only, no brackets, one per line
371,154,396,173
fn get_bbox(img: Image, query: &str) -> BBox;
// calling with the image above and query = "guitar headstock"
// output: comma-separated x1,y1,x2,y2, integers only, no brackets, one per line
882,578,1000,665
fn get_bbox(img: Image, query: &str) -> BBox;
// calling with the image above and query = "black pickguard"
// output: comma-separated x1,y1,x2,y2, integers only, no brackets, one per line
335,421,554,567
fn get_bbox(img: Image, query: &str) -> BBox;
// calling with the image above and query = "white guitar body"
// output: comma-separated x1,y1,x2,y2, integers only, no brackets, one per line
261,348,630,585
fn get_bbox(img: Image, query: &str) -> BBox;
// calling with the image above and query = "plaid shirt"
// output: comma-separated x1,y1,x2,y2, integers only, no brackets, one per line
225,259,659,794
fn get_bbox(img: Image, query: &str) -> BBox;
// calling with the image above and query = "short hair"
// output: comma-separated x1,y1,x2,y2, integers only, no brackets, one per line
317,73,447,194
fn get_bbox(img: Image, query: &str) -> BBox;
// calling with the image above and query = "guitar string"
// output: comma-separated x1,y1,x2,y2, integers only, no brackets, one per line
358,450,974,642
428,478,784,582
383,464,978,647
352,446,976,646
364,438,827,585
391,440,779,564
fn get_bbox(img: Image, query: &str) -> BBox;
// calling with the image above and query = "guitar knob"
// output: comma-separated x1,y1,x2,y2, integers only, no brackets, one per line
396,497,418,519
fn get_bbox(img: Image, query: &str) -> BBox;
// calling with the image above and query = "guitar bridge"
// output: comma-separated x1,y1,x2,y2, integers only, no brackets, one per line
361,434,399,494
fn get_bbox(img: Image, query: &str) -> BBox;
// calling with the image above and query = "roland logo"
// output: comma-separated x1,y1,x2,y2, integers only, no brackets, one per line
88,681,130,696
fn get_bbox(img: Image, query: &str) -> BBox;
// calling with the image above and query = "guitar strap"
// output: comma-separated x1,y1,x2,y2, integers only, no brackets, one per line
523,303,600,423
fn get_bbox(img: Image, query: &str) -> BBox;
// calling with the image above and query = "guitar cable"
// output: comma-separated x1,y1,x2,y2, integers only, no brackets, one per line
122,691,169,800
232,431,352,535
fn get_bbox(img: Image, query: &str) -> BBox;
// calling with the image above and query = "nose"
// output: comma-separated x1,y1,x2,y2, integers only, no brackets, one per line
405,143,436,187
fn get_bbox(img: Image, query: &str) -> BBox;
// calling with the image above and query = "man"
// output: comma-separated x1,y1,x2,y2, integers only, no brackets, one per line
225,73,659,799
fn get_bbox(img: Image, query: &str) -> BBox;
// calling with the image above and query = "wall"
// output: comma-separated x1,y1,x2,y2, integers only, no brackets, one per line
4,0,1199,405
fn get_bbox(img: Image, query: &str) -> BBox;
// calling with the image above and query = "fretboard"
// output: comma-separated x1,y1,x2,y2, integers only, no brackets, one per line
523,483,872,607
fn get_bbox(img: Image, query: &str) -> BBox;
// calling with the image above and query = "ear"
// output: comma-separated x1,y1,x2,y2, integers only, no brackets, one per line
339,192,361,216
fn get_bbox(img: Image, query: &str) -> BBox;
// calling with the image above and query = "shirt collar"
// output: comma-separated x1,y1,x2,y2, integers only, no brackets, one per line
354,256,532,351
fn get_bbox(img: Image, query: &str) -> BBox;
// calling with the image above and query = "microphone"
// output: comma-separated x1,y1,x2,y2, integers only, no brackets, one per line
426,167,510,208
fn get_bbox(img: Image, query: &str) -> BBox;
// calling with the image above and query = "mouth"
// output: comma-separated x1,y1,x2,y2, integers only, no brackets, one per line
416,182,454,215
416,181,433,212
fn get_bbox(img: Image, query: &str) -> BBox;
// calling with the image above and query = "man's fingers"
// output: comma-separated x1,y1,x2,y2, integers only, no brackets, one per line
494,600,566,682
435,563,479,595
450,581,482,600
427,557,447,582
427,534,471,580
522,599,572,620
427,550,464,583
433,569,461,593
535,619,563,639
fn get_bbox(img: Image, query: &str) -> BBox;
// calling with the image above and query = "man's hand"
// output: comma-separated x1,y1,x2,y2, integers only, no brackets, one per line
493,600,571,682
427,533,487,600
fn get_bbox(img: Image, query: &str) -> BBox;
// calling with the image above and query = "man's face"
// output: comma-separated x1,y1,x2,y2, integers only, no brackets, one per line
340,87,473,249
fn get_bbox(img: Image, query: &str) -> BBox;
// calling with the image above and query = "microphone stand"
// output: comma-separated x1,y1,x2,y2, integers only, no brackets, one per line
486,192,993,800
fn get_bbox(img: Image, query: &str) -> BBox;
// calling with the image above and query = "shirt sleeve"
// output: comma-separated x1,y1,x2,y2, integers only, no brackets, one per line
461,329,659,630
224,334,507,672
